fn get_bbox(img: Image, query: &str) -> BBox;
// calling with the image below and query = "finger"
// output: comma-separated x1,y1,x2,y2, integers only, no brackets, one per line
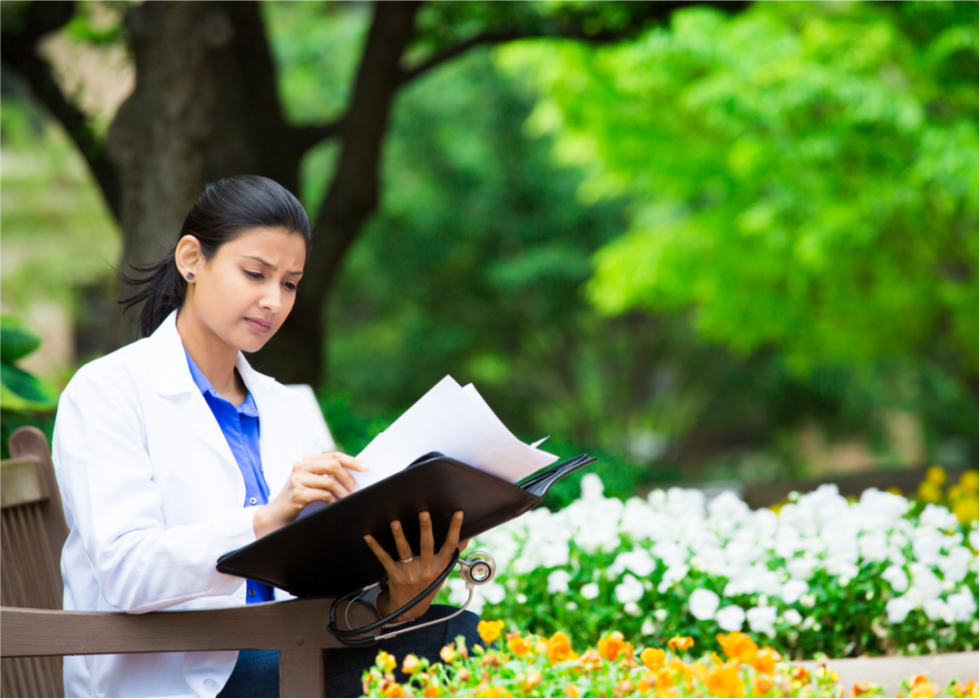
296,472,351,500
390,520,414,562
419,512,435,563
459,538,471,552
324,460,361,494
322,452,371,472
438,511,463,560
363,534,396,574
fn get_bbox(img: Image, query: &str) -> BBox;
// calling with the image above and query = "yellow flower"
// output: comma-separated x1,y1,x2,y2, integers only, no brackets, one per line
667,635,694,652
750,647,781,674
522,668,543,692
505,631,531,658
439,645,457,664
926,466,946,486
402,654,420,675
959,471,979,490
383,683,406,698
477,688,513,698
598,631,626,661
705,661,745,698
565,684,579,698
953,498,979,524
716,632,758,664
851,681,875,697
641,647,666,671
478,620,506,645
546,631,575,663
377,651,397,673
752,674,774,695
909,681,940,698
918,481,942,504
423,686,440,698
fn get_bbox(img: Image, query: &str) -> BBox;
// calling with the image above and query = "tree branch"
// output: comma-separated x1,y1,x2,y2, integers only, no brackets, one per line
399,1,750,86
290,118,345,155
1,1,121,220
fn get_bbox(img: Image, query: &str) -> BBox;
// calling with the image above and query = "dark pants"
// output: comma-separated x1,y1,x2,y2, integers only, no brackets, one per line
217,605,481,698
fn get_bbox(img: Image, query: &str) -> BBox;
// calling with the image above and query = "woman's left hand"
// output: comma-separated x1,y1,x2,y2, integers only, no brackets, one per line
363,510,470,622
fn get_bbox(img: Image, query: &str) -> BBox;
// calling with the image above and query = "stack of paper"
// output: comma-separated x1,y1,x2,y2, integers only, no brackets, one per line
353,376,558,489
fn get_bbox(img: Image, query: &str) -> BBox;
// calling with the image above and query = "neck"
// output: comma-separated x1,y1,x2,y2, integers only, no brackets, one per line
175,308,242,400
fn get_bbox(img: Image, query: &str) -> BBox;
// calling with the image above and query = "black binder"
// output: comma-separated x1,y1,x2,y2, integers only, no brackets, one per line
217,452,595,598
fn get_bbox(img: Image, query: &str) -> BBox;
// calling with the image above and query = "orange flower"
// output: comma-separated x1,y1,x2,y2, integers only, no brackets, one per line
705,661,745,699
506,632,531,658
423,686,440,698
478,620,506,646
716,631,758,664
402,654,420,675
909,682,940,698
750,647,781,674
598,631,627,661
656,667,677,692
522,668,543,692
376,651,397,673
668,635,695,652
852,681,875,697
477,689,514,698
641,647,666,670
439,645,457,664
752,674,774,695
952,681,977,698
791,666,811,683
384,683,406,699
911,675,930,687
546,631,576,663
579,649,603,673
566,685,580,698
668,658,694,685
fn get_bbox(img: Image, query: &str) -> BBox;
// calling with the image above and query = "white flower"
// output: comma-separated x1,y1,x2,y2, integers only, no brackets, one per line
615,574,645,604
547,569,571,594
482,582,506,605
581,473,605,500
580,582,600,600
654,608,668,621
516,593,527,604
799,594,816,608
969,529,978,551
945,591,978,623
938,546,973,584
882,565,909,593
641,618,657,635
624,601,643,617
746,606,777,636
780,580,809,604
565,601,578,611
923,598,947,621
610,549,656,578
688,589,720,621
715,605,746,632
784,609,803,626
920,504,958,531
885,596,915,624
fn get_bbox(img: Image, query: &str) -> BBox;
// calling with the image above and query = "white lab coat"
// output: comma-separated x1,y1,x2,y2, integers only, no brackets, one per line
53,311,319,698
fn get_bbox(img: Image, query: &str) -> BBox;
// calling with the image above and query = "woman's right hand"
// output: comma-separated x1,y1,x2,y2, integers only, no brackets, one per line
252,452,369,538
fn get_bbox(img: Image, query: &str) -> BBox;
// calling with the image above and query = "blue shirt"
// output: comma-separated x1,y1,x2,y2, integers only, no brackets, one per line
185,350,274,603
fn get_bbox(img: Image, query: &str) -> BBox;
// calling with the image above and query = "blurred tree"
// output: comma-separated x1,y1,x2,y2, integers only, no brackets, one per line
0,0,745,385
498,2,978,397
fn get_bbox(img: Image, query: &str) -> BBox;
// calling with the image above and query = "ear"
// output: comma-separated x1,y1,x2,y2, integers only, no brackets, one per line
174,235,204,281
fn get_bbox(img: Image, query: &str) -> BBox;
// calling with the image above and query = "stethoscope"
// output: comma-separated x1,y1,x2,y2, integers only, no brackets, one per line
327,550,496,645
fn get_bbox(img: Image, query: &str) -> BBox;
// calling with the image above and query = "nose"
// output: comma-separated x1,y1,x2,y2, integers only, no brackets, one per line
260,282,282,313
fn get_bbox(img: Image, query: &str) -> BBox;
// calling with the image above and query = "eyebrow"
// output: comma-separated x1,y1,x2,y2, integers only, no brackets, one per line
242,255,303,276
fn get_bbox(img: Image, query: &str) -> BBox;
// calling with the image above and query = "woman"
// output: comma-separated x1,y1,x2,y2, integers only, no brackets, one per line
53,175,479,698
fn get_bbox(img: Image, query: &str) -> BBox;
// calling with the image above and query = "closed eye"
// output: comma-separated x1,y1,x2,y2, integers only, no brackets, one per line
245,270,263,280
283,281,298,292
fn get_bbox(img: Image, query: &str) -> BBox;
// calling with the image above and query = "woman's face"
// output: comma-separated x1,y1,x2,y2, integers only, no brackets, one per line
179,226,307,353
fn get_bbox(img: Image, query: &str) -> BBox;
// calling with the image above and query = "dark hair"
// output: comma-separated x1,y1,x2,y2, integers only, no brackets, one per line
121,175,311,338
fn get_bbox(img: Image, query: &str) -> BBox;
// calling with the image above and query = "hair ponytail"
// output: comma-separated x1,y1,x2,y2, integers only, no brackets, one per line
120,251,187,339
119,175,311,338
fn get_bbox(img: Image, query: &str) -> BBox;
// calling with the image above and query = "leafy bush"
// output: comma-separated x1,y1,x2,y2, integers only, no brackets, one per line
439,475,978,659
0,315,58,457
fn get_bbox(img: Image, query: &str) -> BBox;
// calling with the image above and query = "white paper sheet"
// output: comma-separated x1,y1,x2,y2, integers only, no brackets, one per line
353,376,559,489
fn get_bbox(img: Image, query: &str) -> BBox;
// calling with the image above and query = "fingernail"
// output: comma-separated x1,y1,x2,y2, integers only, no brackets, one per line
392,521,400,531
363,535,371,542
455,511,463,521
420,512,430,522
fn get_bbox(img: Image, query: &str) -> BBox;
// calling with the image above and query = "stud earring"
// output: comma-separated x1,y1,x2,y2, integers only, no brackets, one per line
186,273,194,281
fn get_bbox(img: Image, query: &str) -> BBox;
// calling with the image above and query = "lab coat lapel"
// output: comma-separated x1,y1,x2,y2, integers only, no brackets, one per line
236,354,292,497
145,312,242,490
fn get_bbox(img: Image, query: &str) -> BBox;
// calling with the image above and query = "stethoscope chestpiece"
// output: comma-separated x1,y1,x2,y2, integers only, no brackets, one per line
459,550,496,588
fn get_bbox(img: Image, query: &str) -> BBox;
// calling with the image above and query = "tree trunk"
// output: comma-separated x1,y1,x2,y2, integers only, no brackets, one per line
106,1,303,353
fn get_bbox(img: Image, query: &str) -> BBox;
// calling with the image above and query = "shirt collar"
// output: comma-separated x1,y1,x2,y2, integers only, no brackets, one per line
184,348,259,418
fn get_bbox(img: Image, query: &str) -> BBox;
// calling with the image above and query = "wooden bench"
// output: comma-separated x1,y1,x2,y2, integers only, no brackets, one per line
0,427,371,698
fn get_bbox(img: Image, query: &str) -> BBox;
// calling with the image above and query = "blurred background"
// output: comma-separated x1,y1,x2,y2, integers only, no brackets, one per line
2,0,977,510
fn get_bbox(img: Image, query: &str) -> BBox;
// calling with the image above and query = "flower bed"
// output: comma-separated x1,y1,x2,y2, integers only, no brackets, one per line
439,475,979,658
361,627,980,698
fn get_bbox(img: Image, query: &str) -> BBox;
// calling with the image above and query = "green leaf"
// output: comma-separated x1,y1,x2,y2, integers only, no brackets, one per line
0,362,58,412
0,314,41,363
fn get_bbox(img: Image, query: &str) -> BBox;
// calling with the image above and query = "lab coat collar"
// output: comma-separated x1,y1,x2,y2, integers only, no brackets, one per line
147,311,276,401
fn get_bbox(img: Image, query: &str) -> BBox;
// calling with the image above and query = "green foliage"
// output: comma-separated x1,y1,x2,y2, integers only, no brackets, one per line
498,2,979,380
1,315,58,458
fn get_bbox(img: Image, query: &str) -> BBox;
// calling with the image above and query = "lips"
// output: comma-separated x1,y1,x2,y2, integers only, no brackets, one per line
245,317,273,334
